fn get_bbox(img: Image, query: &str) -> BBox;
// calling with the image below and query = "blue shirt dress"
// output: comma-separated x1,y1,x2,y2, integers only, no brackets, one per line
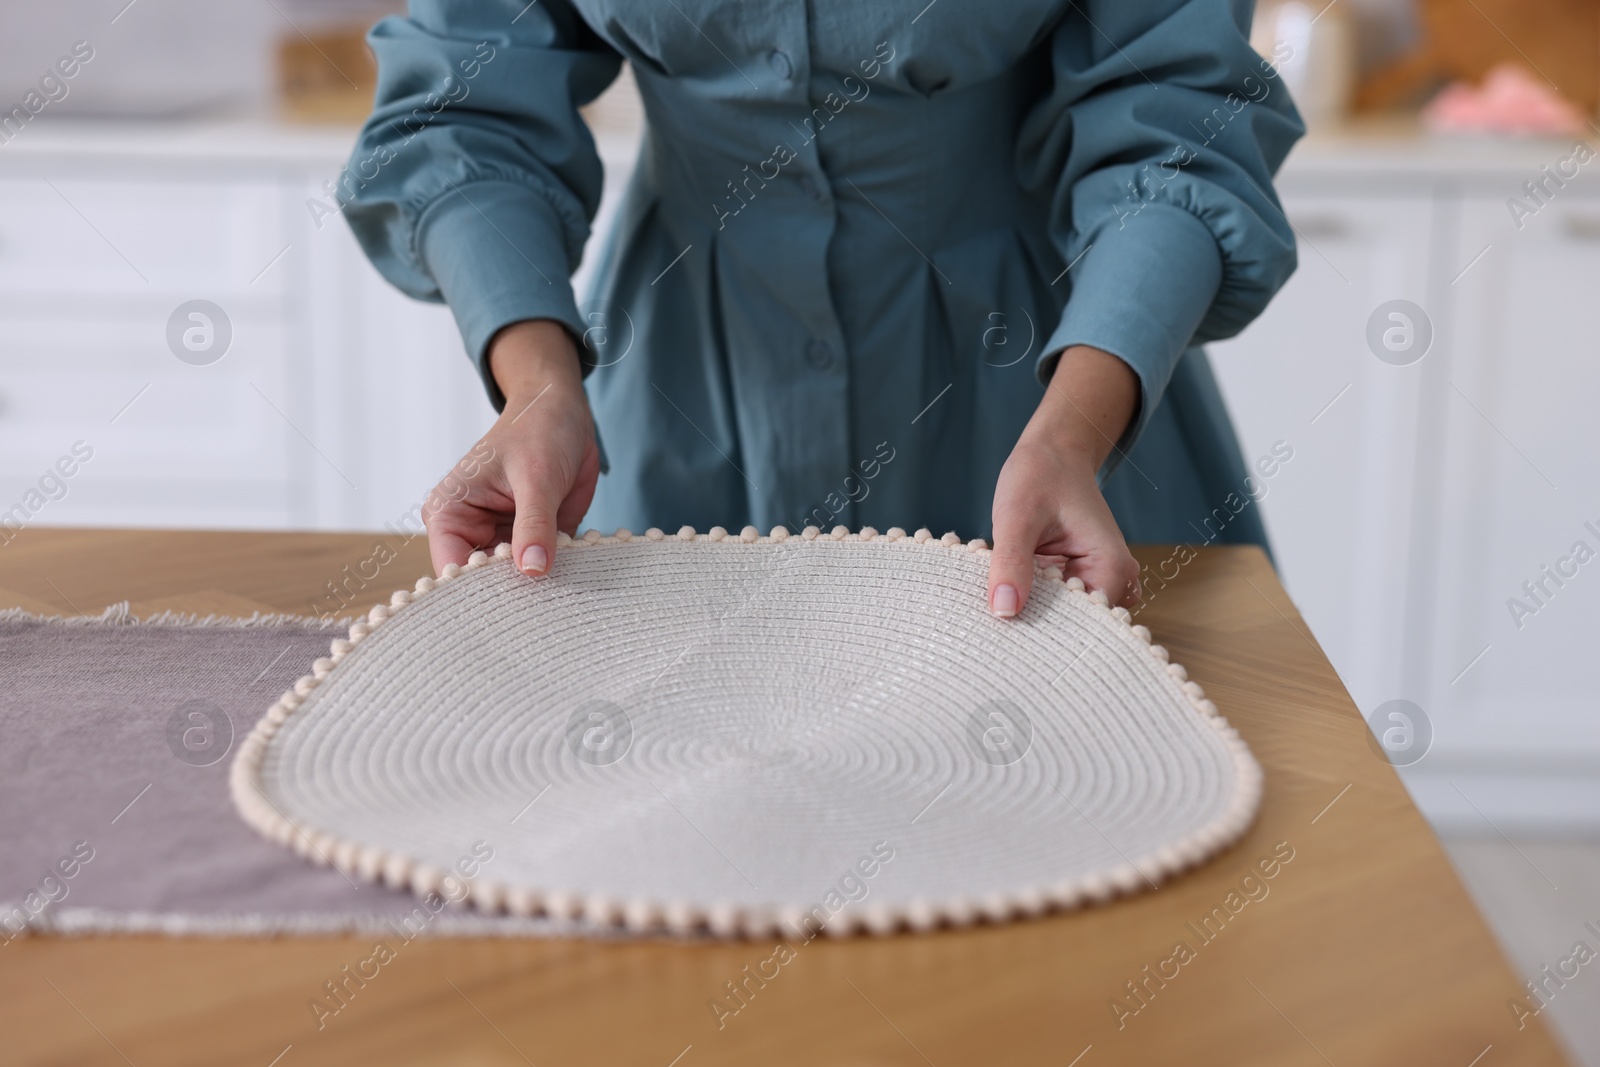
342,0,1302,547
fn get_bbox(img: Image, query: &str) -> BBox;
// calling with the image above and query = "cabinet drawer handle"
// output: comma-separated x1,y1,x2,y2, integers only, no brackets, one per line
1288,214,1351,240
1562,214,1600,241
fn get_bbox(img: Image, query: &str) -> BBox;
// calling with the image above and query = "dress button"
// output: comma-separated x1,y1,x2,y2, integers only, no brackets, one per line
805,340,835,370
768,50,793,80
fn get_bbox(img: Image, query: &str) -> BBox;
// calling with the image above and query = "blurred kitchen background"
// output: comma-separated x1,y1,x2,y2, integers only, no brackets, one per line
2,0,1598,1055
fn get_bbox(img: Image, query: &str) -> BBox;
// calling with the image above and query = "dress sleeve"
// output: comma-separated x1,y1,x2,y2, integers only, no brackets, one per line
1017,0,1303,460
340,0,623,409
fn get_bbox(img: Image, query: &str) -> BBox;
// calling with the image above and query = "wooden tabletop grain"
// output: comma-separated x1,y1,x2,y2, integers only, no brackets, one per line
0,528,1568,1066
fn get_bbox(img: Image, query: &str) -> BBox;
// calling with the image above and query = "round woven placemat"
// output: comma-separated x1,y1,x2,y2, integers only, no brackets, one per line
232,526,1261,938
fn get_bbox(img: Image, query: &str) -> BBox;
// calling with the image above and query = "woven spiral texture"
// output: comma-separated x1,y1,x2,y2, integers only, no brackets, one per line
232,528,1261,938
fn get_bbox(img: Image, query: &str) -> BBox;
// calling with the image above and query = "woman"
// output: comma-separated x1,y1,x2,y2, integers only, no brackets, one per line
342,0,1300,618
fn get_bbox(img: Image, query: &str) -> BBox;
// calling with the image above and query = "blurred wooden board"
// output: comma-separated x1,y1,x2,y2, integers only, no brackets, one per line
1357,0,1600,112
0,528,1570,1066
277,24,379,124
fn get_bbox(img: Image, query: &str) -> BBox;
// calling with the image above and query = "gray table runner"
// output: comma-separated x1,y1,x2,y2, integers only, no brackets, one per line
0,606,577,939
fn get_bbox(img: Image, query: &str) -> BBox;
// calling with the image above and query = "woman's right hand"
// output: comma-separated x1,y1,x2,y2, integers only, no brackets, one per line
424,319,601,577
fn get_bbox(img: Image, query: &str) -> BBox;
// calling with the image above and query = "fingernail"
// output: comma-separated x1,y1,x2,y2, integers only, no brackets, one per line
521,544,548,575
991,583,1019,618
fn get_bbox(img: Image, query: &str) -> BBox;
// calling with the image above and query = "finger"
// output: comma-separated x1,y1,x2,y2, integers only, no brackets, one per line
427,526,478,576
1065,550,1141,609
1111,553,1142,608
423,490,494,576
1124,566,1143,607
987,508,1046,620
510,466,564,577
554,439,602,536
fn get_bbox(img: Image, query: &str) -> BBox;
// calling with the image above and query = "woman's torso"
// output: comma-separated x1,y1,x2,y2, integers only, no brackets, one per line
571,1,1266,552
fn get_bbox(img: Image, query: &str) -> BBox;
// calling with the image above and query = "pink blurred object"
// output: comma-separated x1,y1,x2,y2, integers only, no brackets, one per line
1423,63,1588,137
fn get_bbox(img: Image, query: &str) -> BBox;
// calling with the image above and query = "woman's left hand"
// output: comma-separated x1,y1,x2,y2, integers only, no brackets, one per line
987,345,1143,617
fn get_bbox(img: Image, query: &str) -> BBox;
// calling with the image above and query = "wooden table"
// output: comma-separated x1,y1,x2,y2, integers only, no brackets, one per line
0,528,1567,1066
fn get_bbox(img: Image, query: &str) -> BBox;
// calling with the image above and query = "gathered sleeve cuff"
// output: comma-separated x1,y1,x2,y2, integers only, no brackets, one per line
418,180,589,410
1038,203,1223,458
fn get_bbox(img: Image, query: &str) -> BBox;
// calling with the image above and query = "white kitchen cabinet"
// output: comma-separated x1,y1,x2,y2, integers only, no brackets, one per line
0,164,301,530
1208,132,1600,830
1429,191,1600,748
297,179,496,533
0,122,493,535
0,176,288,298
1204,192,1436,712
1384,188,1600,830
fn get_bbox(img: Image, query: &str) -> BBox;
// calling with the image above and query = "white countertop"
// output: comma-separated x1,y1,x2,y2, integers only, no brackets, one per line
1,115,1594,184
1288,118,1598,178
0,118,362,167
